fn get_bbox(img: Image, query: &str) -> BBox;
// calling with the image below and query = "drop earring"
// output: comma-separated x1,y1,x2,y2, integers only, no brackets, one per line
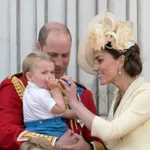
118,69,121,75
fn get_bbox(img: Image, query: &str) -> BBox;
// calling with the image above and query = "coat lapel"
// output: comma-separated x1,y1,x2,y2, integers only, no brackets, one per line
114,77,145,118
107,89,122,121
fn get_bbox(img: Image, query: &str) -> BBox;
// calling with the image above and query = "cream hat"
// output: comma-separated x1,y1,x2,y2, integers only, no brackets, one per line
78,11,135,75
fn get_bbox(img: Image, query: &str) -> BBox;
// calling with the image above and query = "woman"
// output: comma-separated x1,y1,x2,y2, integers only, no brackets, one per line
60,12,150,150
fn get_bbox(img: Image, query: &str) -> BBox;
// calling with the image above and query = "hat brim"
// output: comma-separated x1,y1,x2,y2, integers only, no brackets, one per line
78,12,116,75
78,12,126,75
78,31,96,75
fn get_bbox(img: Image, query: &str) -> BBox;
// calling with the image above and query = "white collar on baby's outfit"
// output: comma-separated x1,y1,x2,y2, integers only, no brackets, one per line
27,81,40,89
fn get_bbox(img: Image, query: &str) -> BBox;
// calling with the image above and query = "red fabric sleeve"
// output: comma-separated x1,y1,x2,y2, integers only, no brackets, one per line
0,79,24,150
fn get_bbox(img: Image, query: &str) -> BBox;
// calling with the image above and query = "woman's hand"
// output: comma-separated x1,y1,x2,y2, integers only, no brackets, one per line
59,75,78,105
60,75,95,131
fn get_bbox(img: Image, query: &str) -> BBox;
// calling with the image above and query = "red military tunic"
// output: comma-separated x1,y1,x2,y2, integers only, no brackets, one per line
0,73,107,150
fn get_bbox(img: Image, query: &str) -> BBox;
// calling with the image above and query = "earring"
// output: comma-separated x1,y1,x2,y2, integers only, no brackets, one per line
118,69,121,75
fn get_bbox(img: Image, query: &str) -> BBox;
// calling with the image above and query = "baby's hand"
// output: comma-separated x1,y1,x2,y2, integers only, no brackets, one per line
46,77,59,90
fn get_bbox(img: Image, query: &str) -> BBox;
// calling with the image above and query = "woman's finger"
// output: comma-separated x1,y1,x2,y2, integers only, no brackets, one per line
60,76,72,82
59,79,70,91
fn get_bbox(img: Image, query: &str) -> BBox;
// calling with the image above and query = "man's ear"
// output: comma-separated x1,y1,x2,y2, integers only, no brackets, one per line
36,42,41,51
26,72,33,81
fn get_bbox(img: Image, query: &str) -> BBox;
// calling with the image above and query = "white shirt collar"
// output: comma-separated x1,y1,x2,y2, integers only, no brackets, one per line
27,81,40,88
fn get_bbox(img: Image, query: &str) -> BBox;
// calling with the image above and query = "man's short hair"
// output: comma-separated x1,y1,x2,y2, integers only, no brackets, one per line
38,23,72,49
22,52,53,80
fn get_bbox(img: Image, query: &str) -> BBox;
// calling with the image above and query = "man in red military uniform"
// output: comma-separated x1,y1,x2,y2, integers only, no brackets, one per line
0,22,107,150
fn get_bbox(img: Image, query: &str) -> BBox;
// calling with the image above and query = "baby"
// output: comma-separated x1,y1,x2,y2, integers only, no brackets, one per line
22,52,76,139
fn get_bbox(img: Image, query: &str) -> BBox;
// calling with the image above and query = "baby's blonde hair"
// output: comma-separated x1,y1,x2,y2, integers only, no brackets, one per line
22,51,53,80
19,137,54,150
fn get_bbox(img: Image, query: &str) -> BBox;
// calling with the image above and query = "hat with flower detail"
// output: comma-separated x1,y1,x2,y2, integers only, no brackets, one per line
78,11,135,75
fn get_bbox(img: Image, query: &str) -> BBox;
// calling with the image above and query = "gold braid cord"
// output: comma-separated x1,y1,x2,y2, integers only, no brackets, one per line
58,83,78,132
11,76,25,101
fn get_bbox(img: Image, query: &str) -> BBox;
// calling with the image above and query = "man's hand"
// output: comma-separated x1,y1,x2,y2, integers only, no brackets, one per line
54,129,77,150
62,133,92,150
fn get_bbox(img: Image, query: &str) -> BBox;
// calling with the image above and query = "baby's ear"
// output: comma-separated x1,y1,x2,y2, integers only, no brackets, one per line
26,72,33,81
36,42,41,51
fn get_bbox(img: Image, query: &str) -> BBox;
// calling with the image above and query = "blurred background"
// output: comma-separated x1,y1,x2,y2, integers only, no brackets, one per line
0,0,150,116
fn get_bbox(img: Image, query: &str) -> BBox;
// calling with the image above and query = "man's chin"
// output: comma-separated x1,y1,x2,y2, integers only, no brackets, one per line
55,72,64,79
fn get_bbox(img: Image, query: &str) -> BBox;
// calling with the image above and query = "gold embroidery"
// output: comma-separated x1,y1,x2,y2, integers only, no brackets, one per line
11,76,25,101
17,130,56,145
93,141,105,150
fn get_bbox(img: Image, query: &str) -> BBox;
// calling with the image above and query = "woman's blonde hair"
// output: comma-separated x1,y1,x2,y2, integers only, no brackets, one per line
19,137,54,150
22,51,53,80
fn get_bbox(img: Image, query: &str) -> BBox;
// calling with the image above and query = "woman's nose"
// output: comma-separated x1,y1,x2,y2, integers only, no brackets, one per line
93,63,98,71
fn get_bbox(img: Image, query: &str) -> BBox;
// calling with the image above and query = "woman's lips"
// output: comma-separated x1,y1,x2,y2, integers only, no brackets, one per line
98,74,103,78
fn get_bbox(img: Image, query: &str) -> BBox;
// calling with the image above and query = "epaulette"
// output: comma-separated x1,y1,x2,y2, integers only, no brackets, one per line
7,72,25,101
7,72,23,79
